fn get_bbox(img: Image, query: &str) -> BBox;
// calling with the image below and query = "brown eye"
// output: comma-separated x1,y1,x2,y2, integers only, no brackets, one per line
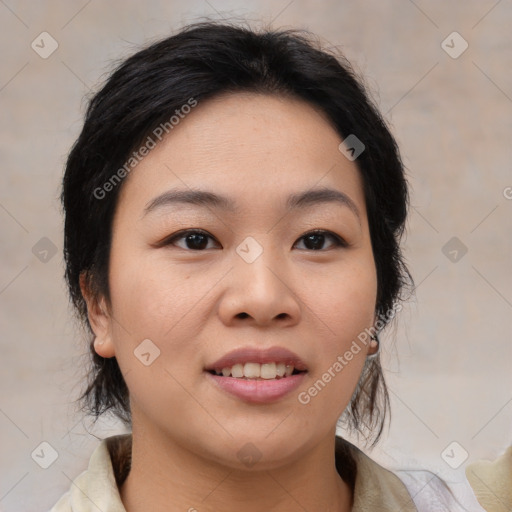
162,229,347,252
164,230,219,250
294,230,347,251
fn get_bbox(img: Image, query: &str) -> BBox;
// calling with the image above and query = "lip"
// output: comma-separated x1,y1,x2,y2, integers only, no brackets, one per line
205,371,307,404
205,346,308,372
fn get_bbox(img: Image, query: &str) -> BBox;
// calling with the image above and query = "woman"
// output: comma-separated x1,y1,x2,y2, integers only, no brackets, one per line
50,20,486,512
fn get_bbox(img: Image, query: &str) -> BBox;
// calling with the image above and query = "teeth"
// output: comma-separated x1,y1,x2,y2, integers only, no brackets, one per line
231,364,244,378
244,362,260,379
213,362,299,379
260,363,276,379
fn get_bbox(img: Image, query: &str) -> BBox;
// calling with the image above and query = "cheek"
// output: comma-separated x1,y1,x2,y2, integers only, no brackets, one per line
311,257,377,347
109,247,188,330
297,263,376,422
108,249,216,374
107,254,205,409
300,258,376,392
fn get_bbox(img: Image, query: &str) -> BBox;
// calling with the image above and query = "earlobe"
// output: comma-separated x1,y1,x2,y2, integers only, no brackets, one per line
79,272,116,358
367,334,380,356
366,315,380,356
93,332,115,358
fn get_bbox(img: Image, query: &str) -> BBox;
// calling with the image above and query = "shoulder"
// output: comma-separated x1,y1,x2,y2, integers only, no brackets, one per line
465,445,512,512
394,467,486,512
47,434,131,512
336,436,417,511
335,436,486,512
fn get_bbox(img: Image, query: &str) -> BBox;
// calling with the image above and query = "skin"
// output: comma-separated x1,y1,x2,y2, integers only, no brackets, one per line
81,91,379,512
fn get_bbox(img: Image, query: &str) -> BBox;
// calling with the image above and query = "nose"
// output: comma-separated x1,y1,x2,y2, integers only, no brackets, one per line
217,249,301,328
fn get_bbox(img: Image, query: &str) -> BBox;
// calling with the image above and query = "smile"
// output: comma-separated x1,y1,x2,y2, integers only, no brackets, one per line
208,362,305,380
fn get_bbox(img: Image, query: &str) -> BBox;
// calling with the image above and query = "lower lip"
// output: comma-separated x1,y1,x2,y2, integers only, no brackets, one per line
205,371,307,404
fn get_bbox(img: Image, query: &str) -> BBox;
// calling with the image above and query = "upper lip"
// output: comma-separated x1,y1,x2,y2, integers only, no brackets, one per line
205,346,308,372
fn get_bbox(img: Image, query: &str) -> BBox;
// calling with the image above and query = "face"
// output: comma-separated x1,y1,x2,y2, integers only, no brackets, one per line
84,92,378,469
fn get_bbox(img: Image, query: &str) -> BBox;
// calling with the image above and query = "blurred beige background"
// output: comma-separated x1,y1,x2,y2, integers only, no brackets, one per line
1,1,511,511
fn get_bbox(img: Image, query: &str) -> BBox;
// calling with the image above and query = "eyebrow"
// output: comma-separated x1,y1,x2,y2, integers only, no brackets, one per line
142,186,361,220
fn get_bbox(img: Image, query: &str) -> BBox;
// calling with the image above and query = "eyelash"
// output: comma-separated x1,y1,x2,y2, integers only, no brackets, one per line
162,229,348,251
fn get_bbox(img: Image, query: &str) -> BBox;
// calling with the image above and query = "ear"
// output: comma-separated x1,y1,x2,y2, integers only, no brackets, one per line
79,272,116,358
366,315,379,356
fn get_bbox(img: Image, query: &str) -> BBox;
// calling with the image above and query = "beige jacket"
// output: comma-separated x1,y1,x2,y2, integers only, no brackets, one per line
465,446,512,512
48,434,488,511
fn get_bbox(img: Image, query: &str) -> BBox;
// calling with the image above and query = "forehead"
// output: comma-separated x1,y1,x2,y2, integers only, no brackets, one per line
115,92,366,220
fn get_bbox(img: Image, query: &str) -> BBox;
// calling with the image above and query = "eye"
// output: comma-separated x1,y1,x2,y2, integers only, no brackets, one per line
162,229,347,252
294,230,348,251
164,229,219,251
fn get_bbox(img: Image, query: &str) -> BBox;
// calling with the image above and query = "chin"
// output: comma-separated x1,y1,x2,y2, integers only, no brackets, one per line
200,432,314,472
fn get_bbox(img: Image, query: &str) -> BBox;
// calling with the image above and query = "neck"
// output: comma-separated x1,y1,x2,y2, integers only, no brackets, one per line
119,425,353,512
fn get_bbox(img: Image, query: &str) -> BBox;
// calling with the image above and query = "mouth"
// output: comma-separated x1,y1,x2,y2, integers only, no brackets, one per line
206,363,306,380
204,346,308,379
204,347,308,403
